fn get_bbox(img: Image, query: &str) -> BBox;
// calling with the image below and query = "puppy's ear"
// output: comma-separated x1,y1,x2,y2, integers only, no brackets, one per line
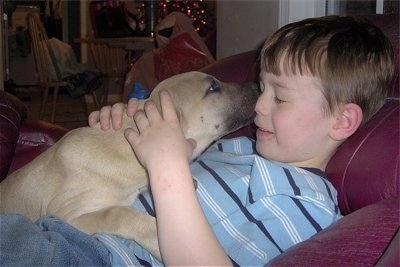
329,103,363,141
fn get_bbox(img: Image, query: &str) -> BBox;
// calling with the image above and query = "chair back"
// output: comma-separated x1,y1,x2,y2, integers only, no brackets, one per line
89,42,127,78
26,12,63,85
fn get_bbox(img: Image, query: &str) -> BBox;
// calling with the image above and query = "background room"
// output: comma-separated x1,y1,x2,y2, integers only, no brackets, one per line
1,0,398,128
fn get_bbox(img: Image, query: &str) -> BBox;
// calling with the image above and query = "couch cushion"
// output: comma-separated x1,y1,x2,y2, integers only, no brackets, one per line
266,198,399,266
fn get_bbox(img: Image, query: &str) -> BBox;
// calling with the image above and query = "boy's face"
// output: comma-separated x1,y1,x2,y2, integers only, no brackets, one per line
254,70,337,170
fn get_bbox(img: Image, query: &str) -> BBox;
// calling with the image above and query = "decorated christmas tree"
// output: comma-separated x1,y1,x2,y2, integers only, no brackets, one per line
132,0,215,37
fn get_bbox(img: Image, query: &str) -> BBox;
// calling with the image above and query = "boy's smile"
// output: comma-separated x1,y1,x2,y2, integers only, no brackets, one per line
256,127,274,139
254,71,338,170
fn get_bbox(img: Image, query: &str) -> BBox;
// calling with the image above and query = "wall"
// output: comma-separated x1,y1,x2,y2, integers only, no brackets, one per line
216,1,279,59
285,0,326,26
216,0,328,59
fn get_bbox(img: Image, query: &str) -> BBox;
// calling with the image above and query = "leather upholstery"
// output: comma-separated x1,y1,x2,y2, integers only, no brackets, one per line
326,99,399,215
0,91,27,180
267,198,399,266
8,120,69,174
355,14,399,98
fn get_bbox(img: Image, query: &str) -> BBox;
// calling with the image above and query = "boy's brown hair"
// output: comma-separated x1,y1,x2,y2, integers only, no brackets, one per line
260,15,394,125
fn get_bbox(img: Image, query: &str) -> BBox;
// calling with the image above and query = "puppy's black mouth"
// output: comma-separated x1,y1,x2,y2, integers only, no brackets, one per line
225,111,256,133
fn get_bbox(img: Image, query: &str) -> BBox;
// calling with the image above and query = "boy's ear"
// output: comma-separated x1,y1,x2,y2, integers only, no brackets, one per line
329,103,363,141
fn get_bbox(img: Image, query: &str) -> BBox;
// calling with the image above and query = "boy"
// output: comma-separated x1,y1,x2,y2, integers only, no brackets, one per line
89,15,393,266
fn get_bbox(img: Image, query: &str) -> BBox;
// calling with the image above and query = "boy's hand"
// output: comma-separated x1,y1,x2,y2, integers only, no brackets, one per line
124,90,196,170
88,98,139,130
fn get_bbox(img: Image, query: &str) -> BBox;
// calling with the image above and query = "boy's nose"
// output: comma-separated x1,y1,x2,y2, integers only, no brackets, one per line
254,91,271,116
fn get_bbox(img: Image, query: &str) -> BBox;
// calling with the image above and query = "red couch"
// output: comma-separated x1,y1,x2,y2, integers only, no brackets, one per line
1,14,398,266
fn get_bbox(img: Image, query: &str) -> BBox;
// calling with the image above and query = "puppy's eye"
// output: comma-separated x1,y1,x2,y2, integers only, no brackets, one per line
207,80,221,94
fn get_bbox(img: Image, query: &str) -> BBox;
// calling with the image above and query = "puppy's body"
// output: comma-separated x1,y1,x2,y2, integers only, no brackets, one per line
1,72,258,260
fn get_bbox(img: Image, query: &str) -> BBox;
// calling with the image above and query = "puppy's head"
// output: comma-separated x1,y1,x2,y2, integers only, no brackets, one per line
150,71,259,158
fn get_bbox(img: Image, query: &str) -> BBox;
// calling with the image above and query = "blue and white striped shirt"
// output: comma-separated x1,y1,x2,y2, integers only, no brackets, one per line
96,137,342,266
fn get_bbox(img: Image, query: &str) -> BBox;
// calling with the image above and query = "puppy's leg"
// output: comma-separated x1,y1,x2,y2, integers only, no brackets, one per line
71,207,161,261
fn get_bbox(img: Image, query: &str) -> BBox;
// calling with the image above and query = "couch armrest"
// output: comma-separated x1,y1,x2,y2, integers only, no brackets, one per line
0,91,27,181
375,228,400,266
267,198,399,266
8,120,69,175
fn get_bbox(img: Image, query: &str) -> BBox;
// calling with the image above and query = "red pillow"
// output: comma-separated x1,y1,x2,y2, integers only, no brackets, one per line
154,32,212,81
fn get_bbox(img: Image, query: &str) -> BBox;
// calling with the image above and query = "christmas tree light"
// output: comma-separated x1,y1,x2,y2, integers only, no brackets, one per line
134,0,214,37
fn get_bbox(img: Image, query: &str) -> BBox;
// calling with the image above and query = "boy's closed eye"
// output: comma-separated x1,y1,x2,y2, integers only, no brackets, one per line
274,96,286,104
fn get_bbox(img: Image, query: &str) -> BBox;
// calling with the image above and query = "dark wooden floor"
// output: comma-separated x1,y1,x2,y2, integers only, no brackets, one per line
15,86,99,129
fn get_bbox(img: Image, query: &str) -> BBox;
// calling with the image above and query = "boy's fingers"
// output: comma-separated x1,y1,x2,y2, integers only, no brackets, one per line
124,128,139,144
99,106,112,130
159,90,178,120
126,98,139,117
133,110,150,130
110,103,126,130
144,101,161,123
88,111,100,127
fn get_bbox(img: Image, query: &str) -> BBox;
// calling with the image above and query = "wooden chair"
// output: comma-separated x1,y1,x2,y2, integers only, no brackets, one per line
26,12,99,123
88,42,127,106
88,0,132,105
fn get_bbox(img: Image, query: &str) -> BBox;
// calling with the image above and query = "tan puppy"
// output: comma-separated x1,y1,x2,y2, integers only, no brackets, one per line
0,71,258,260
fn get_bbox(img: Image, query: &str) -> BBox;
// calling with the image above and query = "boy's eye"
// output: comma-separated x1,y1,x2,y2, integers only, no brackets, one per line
274,96,285,104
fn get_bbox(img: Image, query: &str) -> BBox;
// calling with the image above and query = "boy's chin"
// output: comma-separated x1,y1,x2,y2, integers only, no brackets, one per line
255,141,278,160
255,142,296,166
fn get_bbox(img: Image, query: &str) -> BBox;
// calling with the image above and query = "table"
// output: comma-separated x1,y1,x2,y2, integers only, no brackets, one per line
74,36,155,106
73,36,156,52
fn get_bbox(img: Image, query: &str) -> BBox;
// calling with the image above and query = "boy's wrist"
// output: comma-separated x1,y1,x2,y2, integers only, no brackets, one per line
148,157,192,191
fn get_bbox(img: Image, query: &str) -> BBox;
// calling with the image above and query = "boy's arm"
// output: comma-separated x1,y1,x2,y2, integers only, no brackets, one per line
88,98,139,130
125,91,231,266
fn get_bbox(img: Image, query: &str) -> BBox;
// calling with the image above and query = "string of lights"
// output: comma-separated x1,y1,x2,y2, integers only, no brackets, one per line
133,0,215,37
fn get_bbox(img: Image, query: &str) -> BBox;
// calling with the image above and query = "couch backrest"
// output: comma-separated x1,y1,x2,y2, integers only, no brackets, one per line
354,13,399,98
200,13,399,215
326,99,399,214
201,50,259,83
